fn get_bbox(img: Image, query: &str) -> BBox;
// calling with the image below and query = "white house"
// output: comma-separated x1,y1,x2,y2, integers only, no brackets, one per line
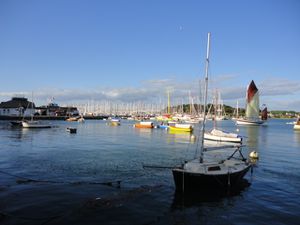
0,97,36,117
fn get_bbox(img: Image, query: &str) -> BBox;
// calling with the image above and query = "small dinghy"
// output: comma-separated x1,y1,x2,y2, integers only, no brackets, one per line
66,127,77,133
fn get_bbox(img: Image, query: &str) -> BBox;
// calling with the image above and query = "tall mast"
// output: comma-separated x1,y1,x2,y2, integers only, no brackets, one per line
167,90,171,114
200,32,210,163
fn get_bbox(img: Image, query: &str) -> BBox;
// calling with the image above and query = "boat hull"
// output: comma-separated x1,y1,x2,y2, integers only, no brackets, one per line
204,132,242,143
294,124,300,130
236,119,264,126
22,121,51,128
169,126,193,132
134,124,153,128
172,165,251,192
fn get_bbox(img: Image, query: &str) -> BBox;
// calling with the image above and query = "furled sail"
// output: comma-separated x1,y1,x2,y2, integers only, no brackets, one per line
245,80,260,119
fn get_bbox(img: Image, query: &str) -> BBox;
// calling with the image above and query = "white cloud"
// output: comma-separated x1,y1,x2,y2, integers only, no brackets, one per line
1,77,299,111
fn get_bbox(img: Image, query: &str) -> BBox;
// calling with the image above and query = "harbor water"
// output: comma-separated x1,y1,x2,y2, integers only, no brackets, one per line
0,119,299,225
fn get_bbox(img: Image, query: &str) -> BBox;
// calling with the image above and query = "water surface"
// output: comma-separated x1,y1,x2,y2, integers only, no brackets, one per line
0,119,299,224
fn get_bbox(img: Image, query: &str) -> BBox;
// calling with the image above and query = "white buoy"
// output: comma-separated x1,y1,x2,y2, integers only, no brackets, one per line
249,151,259,159
236,128,239,132
190,135,196,140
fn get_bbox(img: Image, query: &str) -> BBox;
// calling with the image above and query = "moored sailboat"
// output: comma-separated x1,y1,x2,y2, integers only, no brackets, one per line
22,120,52,128
172,33,251,192
204,128,242,143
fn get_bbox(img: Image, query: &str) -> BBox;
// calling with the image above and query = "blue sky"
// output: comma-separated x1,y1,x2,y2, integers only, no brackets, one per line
0,0,299,111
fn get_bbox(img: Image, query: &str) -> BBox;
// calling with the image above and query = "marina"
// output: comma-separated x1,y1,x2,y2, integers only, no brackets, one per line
0,1,299,224
0,118,299,224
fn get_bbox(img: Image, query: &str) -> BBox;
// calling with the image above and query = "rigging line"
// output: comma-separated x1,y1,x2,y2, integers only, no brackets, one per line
0,169,145,187
192,126,202,159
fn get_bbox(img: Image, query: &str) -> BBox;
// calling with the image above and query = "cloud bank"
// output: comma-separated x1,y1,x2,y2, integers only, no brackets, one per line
0,77,299,111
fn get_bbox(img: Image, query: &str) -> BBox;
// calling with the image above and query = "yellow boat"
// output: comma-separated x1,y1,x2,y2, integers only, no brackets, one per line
168,124,193,132
109,118,120,126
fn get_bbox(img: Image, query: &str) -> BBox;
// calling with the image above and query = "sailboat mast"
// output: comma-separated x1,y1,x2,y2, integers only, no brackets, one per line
167,90,170,114
200,32,210,163
237,100,239,118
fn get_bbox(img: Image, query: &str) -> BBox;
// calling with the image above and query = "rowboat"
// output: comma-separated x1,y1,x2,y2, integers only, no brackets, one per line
168,123,193,132
134,121,154,128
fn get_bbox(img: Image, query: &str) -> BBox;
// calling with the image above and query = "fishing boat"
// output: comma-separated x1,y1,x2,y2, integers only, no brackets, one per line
172,33,251,192
236,81,267,125
168,123,193,132
134,121,154,128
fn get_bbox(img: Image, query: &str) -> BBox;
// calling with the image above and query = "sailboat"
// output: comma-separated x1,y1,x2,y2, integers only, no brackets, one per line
236,81,267,125
231,100,239,120
203,62,241,143
22,93,51,128
172,33,251,191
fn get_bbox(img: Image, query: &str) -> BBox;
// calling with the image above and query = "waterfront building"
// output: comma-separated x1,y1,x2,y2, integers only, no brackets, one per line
0,96,35,117
36,103,79,116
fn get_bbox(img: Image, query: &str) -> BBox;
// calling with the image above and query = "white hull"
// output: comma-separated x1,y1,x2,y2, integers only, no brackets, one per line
204,132,242,143
22,121,51,128
294,124,300,130
236,119,264,126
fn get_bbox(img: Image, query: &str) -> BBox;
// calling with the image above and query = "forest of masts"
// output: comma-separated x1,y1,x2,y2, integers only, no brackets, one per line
71,92,239,117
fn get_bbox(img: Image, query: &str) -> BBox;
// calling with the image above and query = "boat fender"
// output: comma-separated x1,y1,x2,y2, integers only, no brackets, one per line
249,151,259,159
190,135,196,140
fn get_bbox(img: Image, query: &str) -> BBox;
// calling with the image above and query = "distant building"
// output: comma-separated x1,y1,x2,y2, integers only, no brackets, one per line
0,97,35,117
36,103,79,117
0,97,79,117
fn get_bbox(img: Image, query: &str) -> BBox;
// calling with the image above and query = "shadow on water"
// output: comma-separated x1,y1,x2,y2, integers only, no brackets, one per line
171,178,251,209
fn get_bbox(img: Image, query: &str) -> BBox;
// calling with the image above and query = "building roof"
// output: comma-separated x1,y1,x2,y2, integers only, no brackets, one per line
0,97,35,109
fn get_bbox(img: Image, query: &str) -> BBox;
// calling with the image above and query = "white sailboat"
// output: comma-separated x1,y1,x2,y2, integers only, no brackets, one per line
231,100,239,120
203,53,241,143
204,128,242,143
22,120,51,128
236,80,267,125
172,33,251,192
22,93,51,128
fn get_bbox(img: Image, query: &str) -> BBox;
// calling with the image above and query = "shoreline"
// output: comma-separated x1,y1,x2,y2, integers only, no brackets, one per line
0,115,109,120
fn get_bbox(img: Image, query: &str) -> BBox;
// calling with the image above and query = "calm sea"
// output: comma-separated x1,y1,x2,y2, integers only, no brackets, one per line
0,119,299,225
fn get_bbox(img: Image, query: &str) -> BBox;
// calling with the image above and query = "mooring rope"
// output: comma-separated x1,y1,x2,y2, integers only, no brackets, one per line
0,168,151,224
0,168,147,188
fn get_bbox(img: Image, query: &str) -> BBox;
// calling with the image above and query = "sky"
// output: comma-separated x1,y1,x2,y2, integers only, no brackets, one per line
0,0,299,111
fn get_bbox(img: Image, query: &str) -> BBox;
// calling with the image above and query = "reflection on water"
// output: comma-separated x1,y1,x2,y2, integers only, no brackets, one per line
171,178,251,208
294,129,300,146
245,126,260,150
167,129,196,144
1,119,300,225
134,127,153,137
